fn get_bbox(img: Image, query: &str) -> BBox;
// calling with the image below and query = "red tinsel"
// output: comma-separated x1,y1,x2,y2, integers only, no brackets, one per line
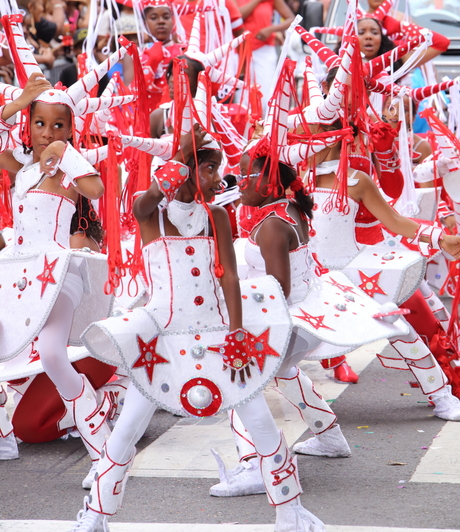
101,133,125,295
0,170,12,230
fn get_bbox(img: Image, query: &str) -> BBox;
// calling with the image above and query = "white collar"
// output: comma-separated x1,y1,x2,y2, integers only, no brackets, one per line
167,199,208,237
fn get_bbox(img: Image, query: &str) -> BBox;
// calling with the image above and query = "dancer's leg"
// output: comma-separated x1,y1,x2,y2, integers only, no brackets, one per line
38,271,83,399
236,393,326,532
38,265,111,487
389,325,460,420
277,328,349,457
210,328,349,497
68,383,157,531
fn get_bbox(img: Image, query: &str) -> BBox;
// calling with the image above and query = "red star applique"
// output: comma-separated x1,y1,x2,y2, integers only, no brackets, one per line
325,277,358,294
248,328,280,373
358,270,387,298
36,256,58,297
133,335,168,384
294,309,335,331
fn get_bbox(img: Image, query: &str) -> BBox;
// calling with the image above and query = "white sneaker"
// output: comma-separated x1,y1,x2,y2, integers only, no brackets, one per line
275,497,326,532
431,385,460,421
209,452,265,497
68,497,109,532
292,424,351,457
82,461,98,490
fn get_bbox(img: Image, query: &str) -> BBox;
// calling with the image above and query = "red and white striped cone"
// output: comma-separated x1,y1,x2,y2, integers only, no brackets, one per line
363,33,426,80
75,95,136,117
294,26,341,71
303,38,355,125
121,135,173,159
411,79,457,103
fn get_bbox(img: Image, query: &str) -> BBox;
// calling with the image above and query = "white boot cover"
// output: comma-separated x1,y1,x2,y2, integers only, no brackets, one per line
274,368,336,434
87,444,135,515
209,448,266,497
292,424,351,458
390,336,447,394
68,495,110,532
260,431,302,506
275,497,326,532
0,386,18,460
209,409,262,497
60,375,112,461
430,385,460,421
96,376,129,429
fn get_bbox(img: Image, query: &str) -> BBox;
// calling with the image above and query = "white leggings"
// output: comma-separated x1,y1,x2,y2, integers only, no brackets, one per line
107,382,284,464
37,261,84,400
276,326,322,379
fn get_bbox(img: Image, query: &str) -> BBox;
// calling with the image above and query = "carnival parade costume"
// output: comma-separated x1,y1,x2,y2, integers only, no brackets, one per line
210,54,413,498
0,14,137,485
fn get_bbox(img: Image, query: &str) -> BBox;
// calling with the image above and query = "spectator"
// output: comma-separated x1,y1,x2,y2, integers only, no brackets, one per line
237,0,295,111
17,0,65,44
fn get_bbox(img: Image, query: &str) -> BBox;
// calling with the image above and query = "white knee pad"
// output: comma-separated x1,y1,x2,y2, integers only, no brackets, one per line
390,336,447,394
275,367,336,434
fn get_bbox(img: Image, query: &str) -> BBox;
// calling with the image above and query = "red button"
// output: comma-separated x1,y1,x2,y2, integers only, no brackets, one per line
18,236,23,244
194,296,204,306
191,268,200,276
18,205,23,213
185,246,195,256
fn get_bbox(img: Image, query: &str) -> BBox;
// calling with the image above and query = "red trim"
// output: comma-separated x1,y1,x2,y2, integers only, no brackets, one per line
142,235,212,249
28,189,75,206
53,197,63,247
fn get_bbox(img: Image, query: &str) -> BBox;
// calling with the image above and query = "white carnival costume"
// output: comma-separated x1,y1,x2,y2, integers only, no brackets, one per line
83,196,291,416
69,51,330,531
308,169,460,416
0,14,134,481
210,56,410,499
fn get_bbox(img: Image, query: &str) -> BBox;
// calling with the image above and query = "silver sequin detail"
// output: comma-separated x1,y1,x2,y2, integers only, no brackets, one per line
190,345,206,359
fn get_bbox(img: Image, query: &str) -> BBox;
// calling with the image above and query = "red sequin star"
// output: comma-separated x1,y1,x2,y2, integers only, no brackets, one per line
133,335,168,384
325,277,358,294
248,328,280,373
358,270,387,298
294,309,335,331
36,256,58,297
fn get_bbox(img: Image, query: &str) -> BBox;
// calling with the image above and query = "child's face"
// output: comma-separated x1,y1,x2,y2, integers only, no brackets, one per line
145,7,173,42
30,102,72,156
238,154,266,207
190,150,223,202
168,60,200,99
382,95,412,129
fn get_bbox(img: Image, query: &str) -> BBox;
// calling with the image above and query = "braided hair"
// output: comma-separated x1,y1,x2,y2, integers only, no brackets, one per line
253,156,314,219
70,195,104,247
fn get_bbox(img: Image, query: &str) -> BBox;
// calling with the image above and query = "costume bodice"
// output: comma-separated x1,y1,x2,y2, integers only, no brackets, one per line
2,148,75,256
245,239,310,306
309,189,360,269
242,199,311,306
349,153,372,175
142,236,227,331
9,190,74,256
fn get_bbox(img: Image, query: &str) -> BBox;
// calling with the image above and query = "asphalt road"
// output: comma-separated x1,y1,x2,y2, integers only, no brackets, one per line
2,352,460,531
